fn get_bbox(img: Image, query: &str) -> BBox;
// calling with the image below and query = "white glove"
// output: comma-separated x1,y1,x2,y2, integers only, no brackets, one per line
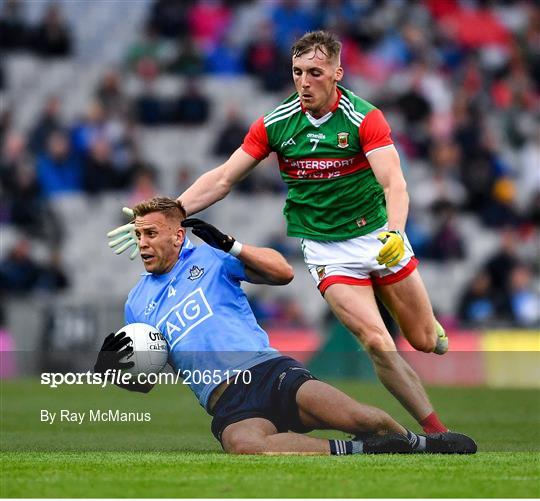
107,207,138,260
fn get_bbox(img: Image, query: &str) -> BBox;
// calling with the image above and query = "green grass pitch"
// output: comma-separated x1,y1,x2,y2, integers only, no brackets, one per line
1,378,539,498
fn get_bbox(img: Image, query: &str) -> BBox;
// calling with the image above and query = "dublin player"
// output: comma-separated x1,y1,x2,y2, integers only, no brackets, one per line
100,196,476,455
108,31,449,434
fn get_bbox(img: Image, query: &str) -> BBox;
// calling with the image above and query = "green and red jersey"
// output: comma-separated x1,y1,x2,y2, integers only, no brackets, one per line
241,85,394,241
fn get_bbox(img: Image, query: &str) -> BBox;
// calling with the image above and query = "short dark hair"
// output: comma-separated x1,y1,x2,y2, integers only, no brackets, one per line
291,31,342,61
133,196,186,222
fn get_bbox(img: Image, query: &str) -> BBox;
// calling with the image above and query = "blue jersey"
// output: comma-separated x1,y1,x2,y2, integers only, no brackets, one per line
124,238,280,409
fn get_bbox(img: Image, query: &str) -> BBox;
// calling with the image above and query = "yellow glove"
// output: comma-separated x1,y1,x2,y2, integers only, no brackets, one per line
377,230,405,268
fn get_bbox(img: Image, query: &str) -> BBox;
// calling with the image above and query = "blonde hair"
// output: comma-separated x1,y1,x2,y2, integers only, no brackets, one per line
133,196,186,221
291,31,342,62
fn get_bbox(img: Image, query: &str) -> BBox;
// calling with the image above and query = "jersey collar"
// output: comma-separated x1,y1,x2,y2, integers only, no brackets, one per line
140,236,195,277
302,87,342,128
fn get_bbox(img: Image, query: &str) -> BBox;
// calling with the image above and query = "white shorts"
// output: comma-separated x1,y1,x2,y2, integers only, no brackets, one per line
301,225,418,295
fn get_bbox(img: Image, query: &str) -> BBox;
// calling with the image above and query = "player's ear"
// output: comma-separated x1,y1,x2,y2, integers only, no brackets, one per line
174,226,185,247
335,65,343,83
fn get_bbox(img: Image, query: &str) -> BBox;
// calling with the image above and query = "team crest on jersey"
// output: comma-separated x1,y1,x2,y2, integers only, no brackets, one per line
188,265,204,280
337,132,349,148
316,266,326,280
356,217,367,228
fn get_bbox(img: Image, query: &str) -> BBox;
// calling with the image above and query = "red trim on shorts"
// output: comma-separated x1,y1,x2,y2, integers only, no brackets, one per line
318,275,372,295
372,257,419,286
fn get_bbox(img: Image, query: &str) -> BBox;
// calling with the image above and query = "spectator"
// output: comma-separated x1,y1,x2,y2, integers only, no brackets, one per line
83,138,117,195
427,201,465,262
508,265,540,327
70,102,106,156
525,191,540,226
205,34,245,74
0,238,41,294
28,96,64,155
0,131,27,192
481,177,521,229
0,0,28,51
125,25,168,74
35,249,69,292
134,84,166,126
96,70,131,118
167,35,205,76
6,161,44,234
483,228,520,316
36,131,82,198
457,272,496,327
128,167,159,207
147,0,189,40
244,21,280,77
394,87,432,160
212,108,247,158
187,0,232,53
174,79,210,125
412,140,466,211
174,164,193,195
269,0,317,52
242,20,292,92
30,4,73,58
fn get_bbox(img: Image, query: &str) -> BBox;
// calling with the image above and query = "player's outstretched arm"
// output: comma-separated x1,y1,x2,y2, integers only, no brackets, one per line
182,218,294,285
235,243,294,285
368,146,409,267
177,147,259,216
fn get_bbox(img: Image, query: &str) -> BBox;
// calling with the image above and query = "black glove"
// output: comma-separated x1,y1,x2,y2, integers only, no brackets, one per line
182,218,235,252
94,331,135,374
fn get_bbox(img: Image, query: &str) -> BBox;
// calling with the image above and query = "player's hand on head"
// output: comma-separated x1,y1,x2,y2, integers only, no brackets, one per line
182,218,235,252
94,331,135,374
107,207,138,260
377,230,405,268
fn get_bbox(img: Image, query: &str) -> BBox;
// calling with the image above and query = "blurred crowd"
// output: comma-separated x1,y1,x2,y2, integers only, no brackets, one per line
0,0,538,329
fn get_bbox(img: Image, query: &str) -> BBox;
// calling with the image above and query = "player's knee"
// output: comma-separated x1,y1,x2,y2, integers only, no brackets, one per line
224,434,264,455
408,328,436,353
361,328,394,353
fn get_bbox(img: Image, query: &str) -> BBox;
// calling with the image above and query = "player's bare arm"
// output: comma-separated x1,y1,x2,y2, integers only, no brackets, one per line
367,146,409,233
368,146,410,267
178,147,259,216
181,218,293,285
236,244,294,286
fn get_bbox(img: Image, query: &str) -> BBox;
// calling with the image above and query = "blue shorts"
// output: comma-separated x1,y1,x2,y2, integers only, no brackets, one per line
210,356,317,443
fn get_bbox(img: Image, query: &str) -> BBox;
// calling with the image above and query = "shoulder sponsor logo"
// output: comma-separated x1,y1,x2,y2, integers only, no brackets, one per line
188,265,204,281
280,137,296,149
167,285,176,297
337,132,349,148
156,288,213,348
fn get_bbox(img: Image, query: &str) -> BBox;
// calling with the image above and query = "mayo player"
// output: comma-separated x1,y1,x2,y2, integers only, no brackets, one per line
108,31,450,434
97,196,476,455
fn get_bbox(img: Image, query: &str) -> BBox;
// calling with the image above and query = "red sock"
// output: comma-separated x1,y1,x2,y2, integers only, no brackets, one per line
420,412,448,433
